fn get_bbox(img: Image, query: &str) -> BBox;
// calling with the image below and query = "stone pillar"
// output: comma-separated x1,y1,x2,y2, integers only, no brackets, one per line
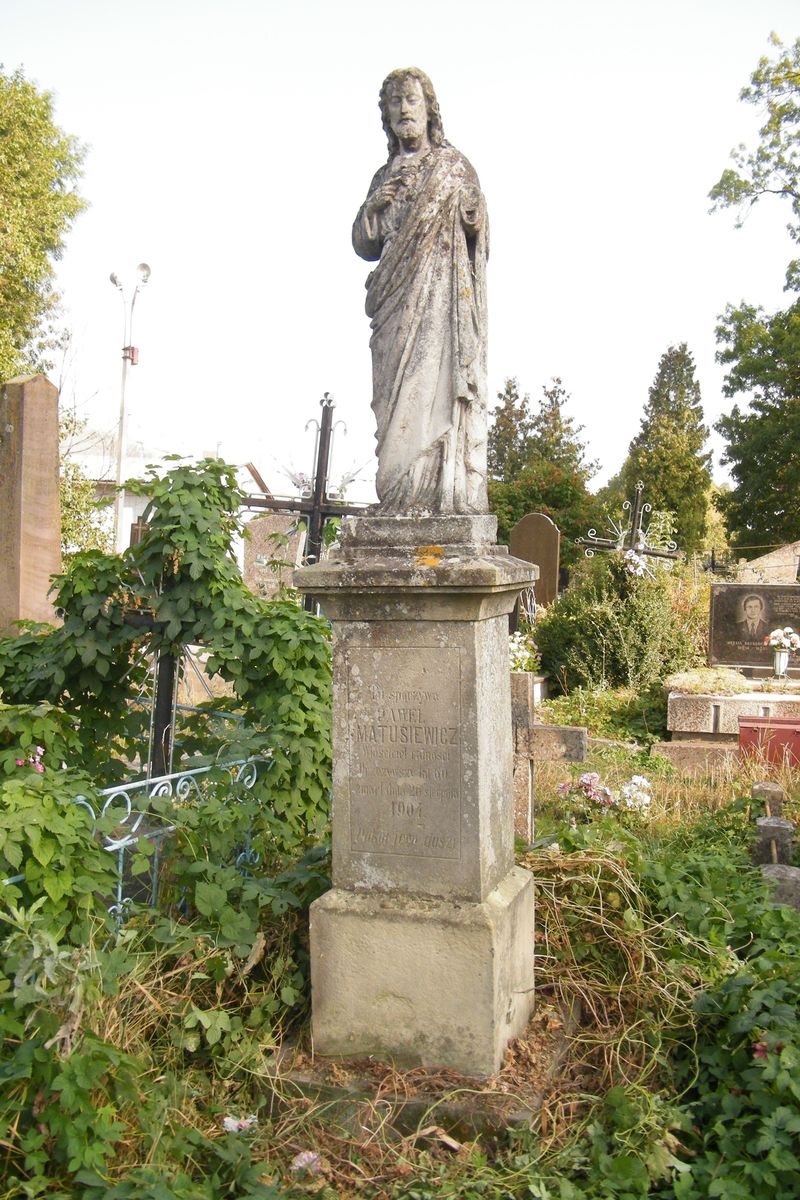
295,515,538,1077
0,375,61,634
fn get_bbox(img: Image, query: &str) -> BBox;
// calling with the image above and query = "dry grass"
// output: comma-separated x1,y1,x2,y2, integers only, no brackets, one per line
533,749,800,834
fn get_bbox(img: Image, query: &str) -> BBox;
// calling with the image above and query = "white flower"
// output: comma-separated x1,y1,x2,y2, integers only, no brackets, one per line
222,1114,258,1133
620,775,652,813
623,549,648,577
767,626,799,651
508,630,539,672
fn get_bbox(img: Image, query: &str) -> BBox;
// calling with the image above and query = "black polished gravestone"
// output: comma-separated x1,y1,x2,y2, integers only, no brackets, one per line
710,583,800,672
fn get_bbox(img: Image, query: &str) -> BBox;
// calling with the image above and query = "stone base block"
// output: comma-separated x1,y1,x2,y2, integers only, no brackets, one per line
763,864,800,911
650,740,736,774
516,724,587,762
310,866,535,1078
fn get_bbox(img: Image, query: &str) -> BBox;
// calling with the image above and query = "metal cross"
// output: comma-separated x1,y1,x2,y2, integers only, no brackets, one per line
243,393,367,611
124,394,370,768
576,480,681,575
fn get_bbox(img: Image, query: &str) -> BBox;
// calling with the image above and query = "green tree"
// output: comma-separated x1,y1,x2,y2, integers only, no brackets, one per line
0,66,86,381
59,411,113,558
488,375,601,565
487,377,534,480
710,35,800,551
709,33,800,291
0,457,332,841
530,377,598,484
714,300,800,549
488,459,602,567
619,344,711,553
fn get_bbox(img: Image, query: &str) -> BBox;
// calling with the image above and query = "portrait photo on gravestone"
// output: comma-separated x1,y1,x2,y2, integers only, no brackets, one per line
710,583,800,669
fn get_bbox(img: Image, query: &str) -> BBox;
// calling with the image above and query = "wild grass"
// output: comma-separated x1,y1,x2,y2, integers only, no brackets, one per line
4,742,800,1197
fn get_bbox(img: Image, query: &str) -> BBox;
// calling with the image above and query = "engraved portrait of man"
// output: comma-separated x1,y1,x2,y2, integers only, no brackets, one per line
735,593,770,641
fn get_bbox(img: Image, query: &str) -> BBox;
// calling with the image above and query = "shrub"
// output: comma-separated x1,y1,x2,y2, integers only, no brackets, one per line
538,684,668,746
536,555,706,693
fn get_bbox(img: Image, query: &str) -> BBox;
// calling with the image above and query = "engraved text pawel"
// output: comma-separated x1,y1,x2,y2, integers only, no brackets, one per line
346,647,462,859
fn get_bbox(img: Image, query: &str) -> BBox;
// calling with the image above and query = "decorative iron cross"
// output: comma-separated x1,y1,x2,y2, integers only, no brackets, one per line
576,480,681,576
243,393,368,611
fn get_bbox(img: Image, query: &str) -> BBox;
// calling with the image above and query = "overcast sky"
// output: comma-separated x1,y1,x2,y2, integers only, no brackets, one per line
4,0,798,502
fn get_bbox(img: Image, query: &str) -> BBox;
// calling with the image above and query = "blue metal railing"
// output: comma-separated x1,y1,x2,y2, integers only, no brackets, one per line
2,758,265,921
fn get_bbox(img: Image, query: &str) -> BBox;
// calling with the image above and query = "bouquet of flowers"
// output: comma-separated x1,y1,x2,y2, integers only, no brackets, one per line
623,549,648,577
764,626,800,651
557,771,652,822
508,629,541,673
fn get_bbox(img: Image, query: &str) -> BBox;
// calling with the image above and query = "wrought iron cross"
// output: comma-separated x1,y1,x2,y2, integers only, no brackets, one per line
243,392,367,611
576,480,681,576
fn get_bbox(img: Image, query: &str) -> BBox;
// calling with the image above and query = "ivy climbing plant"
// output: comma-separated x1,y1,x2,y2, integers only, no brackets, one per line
0,457,332,838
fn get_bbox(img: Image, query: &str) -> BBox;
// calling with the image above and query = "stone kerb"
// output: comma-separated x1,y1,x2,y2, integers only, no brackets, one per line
668,690,800,738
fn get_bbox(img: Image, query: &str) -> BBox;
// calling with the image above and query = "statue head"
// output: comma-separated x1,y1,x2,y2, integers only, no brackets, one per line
379,68,444,157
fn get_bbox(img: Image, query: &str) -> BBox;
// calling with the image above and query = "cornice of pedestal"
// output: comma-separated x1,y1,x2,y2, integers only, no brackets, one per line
294,514,537,622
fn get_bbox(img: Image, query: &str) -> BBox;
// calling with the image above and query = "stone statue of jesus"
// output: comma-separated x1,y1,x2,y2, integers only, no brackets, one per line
353,68,489,516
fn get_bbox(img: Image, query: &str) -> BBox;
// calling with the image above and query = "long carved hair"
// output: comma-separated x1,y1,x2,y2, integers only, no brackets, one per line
379,68,445,158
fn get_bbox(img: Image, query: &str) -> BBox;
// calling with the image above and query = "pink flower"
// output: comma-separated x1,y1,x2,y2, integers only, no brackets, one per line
753,1041,769,1060
291,1151,324,1176
15,758,25,767
34,762,45,774
35,746,44,755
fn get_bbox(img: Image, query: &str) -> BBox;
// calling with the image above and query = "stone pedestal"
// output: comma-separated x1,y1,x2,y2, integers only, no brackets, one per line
0,375,61,634
295,515,538,1077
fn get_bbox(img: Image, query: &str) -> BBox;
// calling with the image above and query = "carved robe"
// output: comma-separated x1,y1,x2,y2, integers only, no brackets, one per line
353,143,489,514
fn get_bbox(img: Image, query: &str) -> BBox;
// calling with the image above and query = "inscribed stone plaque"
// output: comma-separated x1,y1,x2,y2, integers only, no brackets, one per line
510,513,560,605
709,584,800,670
346,646,462,860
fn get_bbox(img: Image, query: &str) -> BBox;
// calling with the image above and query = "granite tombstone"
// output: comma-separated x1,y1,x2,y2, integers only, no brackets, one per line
709,583,800,672
510,512,560,606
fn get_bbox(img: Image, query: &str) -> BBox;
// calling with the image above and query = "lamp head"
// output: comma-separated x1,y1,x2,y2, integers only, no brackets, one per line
136,263,151,285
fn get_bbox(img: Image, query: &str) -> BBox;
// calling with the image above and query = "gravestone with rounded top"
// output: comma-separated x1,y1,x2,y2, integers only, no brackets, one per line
510,512,561,606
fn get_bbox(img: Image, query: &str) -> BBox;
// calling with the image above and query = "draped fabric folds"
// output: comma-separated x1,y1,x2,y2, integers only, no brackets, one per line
353,144,489,515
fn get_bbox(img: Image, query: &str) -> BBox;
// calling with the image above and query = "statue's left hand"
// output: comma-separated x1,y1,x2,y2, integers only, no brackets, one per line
460,186,483,231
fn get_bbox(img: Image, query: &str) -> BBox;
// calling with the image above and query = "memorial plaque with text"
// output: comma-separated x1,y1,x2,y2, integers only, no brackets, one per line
346,647,462,860
710,583,800,670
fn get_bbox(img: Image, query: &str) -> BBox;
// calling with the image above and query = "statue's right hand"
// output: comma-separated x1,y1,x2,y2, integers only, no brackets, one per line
365,181,398,216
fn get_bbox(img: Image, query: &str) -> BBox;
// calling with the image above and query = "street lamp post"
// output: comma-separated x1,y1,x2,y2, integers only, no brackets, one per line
110,263,151,549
